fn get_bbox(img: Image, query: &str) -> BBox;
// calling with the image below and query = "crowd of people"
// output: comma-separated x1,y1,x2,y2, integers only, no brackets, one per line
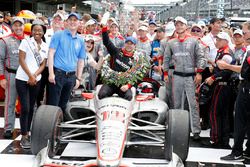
0,7,250,164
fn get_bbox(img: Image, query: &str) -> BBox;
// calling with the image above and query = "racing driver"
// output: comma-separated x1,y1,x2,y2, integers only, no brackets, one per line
98,26,149,101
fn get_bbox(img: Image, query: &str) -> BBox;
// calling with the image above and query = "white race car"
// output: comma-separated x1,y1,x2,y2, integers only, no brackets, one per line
31,79,189,167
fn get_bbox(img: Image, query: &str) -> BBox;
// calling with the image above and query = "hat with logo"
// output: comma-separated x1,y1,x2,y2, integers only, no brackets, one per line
85,34,95,42
233,29,243,36
85,19,97,27
149,21,157,26
66,12,80,20
111,21,119,27
12,17,24,25
125,36,137,44
175,16,187,25
138,25,148,31
53,12,65,21
217,32,231,42
191,24,202,30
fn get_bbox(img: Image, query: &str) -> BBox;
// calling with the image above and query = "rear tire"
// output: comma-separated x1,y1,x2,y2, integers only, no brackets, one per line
31,105,63,157
165,109,190,162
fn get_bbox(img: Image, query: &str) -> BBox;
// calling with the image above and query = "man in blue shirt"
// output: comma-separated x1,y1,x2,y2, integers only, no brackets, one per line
48,13,86,112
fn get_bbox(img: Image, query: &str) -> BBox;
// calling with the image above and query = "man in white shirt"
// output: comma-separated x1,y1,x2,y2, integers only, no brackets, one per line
44,13,64,45
202,18,222,67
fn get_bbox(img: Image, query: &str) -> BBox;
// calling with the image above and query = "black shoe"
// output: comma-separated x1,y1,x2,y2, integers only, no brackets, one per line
193,133,201,141
3,130,13,139
201,140,220,148
221,144,231,149
201,122,209,130
20,136,31,149
220,152,244,161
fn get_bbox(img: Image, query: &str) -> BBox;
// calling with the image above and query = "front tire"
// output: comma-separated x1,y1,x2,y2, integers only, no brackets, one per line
31,105,63,157
165,109,190,162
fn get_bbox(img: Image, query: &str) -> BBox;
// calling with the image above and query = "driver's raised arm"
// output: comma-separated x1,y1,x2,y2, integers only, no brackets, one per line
102,26,119,57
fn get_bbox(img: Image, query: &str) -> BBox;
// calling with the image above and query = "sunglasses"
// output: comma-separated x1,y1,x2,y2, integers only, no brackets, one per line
0,16,3,18
191,29,201,33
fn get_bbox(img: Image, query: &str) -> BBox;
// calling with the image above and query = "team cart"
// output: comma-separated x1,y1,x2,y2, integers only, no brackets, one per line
31,78,190,167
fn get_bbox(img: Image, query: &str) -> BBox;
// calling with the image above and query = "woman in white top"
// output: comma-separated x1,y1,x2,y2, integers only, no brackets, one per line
15,19,48,149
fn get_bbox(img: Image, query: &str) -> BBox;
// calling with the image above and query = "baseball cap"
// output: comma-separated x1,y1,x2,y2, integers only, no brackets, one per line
192,24,202,30
108,17,116,22
125,36,137,44
85,19,97,27
197,20,206,27
67,12,80,20
53,12,64,21
138,25,148,31
12,17,24,25
175,16,187,25
85,34,95,42
110,21,119,27
32,19,44,26
154,27,165,33
149,21,157,26
216,32,231,42
233,29,243,36
165,22,175,36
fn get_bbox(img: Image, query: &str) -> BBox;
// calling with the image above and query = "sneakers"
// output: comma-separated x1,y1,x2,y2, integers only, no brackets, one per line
193,133,201,141
201,140,221,148
20,136,31,149
220,152,244,161
3,130,13,139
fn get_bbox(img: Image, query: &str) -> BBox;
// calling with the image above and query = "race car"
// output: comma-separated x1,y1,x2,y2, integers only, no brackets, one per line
31,79,189,167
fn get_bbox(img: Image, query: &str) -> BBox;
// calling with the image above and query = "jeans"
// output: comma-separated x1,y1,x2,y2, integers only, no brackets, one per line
36,67,49,107
16,79,40,135
47,68,76,112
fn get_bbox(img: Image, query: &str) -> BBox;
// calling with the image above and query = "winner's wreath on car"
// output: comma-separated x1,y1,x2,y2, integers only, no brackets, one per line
100,51,151,87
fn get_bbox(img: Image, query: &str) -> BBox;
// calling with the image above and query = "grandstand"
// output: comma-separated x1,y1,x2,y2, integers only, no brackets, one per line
155,0,250,22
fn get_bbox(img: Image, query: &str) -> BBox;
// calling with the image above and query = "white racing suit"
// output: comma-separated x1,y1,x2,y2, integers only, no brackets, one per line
163,36,207,134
